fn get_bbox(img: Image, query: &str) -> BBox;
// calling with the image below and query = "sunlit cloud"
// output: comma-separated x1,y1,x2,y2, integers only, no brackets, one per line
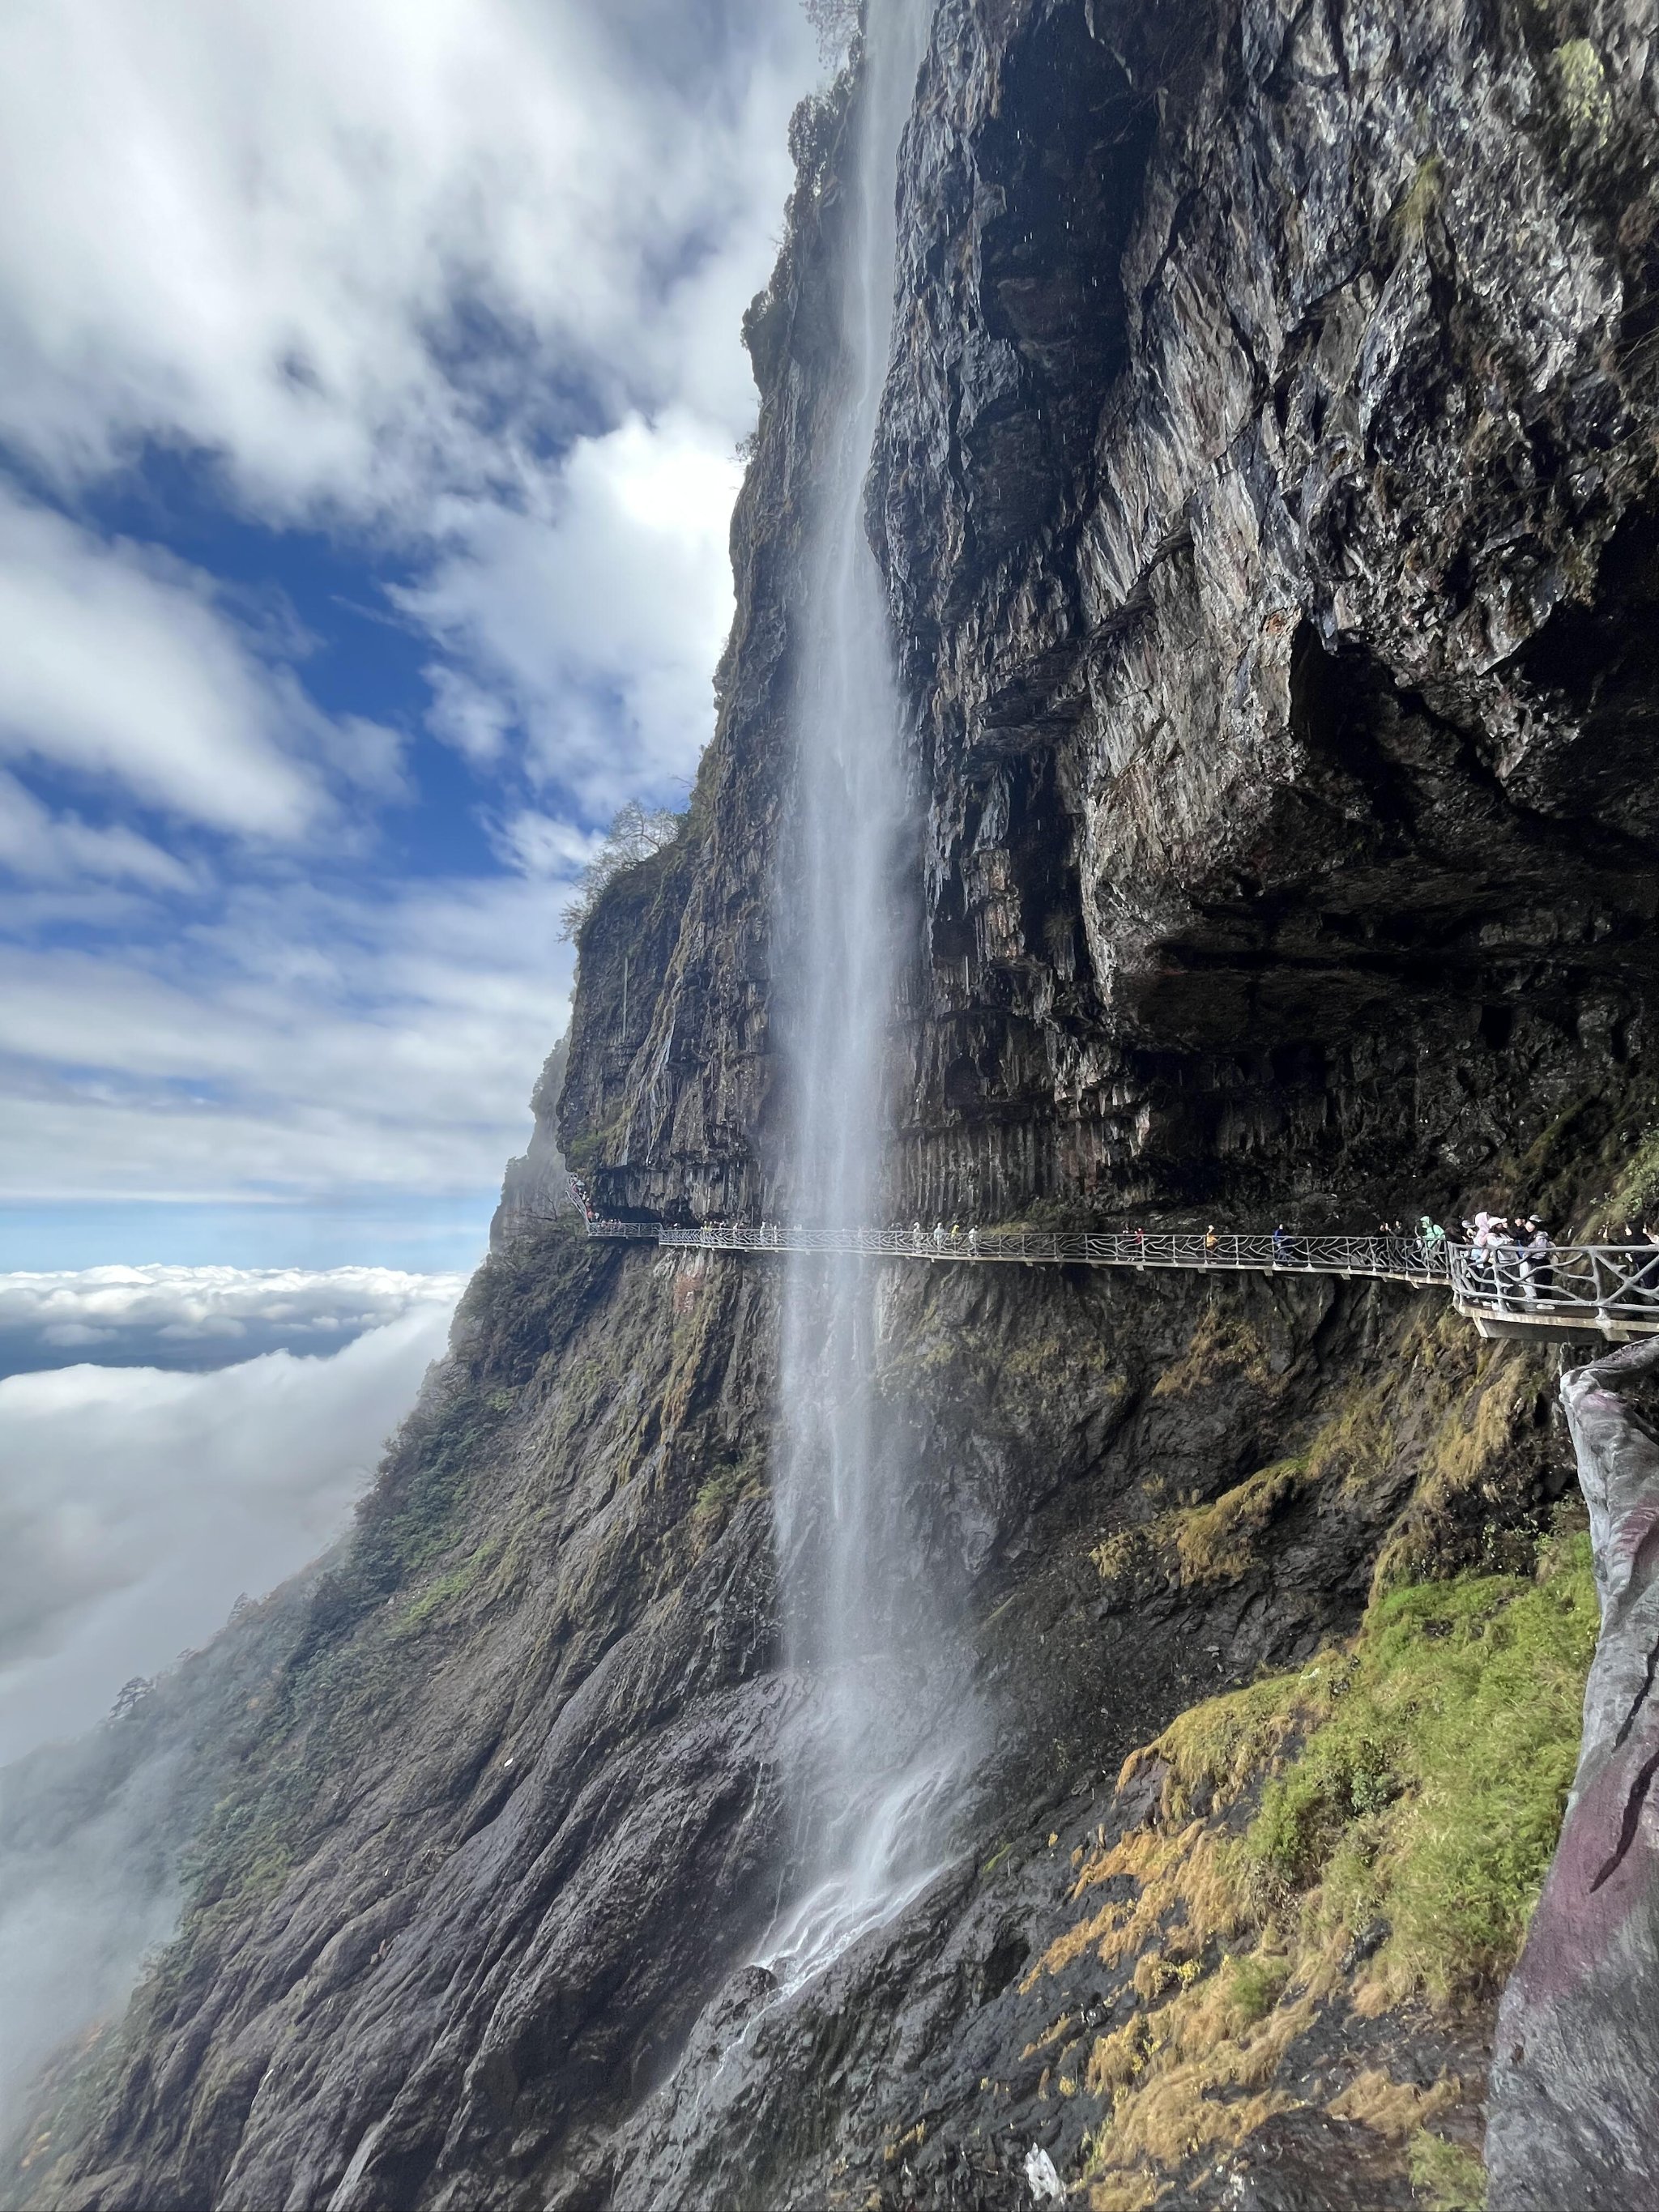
0,0,808,522
406,411,743,811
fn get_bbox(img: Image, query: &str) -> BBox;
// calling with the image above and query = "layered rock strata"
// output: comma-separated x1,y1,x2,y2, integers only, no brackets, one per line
584,0,1659,1234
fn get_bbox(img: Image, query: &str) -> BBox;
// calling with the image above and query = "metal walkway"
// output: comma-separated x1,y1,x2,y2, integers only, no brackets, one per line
574,1203,1659,1345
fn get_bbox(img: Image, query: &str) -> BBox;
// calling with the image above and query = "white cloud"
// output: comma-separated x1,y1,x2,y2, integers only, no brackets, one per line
0,1263,465,1370
0,490,326,837
0,772,196,893
0,1281,460,2141
0,1753,188,2147
489,810,604,879
0,1303,456,1762
0,870,575,1202
0,0,810,522
424,665,514,768
409,410,743,808
0,0,817,1210
0,0,810,836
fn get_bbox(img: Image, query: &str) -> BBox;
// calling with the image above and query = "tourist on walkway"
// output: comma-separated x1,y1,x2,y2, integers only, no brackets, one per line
1470,1213,1502,1304
1524,1218,1551,1301
1496,1218,1526,1309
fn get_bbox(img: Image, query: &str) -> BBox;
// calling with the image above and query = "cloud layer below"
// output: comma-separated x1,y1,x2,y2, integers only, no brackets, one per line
0,1262,466,1376
0,1298,457,1762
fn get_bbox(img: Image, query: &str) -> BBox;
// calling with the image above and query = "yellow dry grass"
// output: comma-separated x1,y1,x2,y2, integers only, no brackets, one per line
1328,2065,1464,2142
1038,1531,1589,2206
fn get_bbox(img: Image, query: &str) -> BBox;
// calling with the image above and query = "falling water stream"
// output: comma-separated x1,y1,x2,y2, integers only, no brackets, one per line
757,0,969,1993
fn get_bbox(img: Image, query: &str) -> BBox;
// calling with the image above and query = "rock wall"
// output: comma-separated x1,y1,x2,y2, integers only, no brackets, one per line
573,0,1659,1236
491,1036,571,1248
1489,1336,1659,2210
12,1,1659,2206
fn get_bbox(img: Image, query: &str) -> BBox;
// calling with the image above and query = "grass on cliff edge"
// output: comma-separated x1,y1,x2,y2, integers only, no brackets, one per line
1193,1521,1596,2001
1048,1524,1596,2206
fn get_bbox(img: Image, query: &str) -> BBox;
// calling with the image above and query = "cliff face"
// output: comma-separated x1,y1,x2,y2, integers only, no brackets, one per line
581,0,1659,1234
14,2,1659,2208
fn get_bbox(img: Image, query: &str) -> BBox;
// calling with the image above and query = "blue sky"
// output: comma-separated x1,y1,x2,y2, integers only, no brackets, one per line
0,0,819,1272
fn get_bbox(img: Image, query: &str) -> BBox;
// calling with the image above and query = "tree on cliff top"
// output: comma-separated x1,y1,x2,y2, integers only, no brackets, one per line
559,799,683,940
803,0,858,63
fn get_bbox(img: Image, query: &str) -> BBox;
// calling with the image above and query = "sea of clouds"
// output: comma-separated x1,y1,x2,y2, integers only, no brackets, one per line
0,1264,465,2150
0,1267,463,1763
0,1260,467,1378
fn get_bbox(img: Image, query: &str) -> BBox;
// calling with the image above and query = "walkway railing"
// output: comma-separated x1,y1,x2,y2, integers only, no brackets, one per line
654,1221,1448,1284
1447,1242,1659,1335
570,1189,1659,1338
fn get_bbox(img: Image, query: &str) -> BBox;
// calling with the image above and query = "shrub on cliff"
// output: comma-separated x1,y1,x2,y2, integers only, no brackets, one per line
558,799,683,941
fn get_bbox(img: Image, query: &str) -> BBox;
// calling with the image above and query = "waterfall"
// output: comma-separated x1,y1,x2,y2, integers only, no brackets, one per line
759,0,966,1991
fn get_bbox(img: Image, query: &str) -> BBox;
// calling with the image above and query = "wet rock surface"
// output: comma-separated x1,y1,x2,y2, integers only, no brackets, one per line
1489,1337,1659,2210
11,0,1659,2206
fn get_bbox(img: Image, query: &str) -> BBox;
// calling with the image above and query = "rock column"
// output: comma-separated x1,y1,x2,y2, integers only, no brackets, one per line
1488,1336,1659,2209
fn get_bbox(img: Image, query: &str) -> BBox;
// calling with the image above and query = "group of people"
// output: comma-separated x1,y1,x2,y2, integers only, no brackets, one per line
588,1183,1659,1316
909,1221,978,1254
1459,1211,1555,1303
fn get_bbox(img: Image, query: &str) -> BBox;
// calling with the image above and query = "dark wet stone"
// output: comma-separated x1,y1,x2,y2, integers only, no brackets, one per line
1489,1339,1659,2211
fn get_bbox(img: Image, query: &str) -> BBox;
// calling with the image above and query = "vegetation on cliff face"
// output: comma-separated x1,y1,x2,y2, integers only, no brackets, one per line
557,800,685,944
1031,1523,1596,2210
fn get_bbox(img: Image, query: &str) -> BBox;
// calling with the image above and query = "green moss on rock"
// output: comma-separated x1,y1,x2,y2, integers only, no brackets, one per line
1247,1530,1597,2001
